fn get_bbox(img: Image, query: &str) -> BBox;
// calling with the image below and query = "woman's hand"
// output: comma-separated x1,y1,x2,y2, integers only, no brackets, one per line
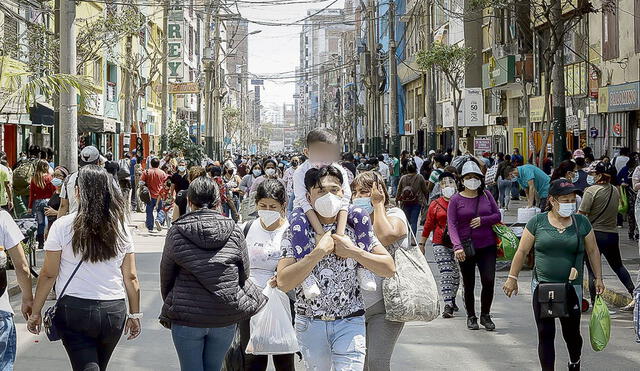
470,217,481,229
503,278,518,297
44,207,57,217
267,276,278,288
371,181,385,206
454,249,466,262
124,318,141,340
594,278,605,295
27,313,42,335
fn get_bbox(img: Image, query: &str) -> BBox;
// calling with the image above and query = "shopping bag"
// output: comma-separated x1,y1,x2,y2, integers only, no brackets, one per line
222,327,245,371
589,295,611,351
633,289,640,343
492,223,519,261
618,186,629,214
246,286,299,355
383,231,440,322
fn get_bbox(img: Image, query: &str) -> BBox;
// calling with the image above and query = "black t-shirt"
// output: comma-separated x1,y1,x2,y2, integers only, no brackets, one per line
175,189,188,216
170,173,190,193
105,161,119,177
47,192,61,226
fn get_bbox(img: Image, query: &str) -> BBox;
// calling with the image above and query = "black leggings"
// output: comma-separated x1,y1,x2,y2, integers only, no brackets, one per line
458,245,497,317
533,285,582,370
238,318,295,371
585,231,635,303
55,296,127,371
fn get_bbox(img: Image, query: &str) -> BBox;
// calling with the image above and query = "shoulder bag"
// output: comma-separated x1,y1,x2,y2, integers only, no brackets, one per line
536,215,582,319
139,170,152,205
43,261,83,341
460,195,482,258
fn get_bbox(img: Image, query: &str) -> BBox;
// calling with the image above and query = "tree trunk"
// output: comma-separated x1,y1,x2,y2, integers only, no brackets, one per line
452,88,460,155
551,0,566,167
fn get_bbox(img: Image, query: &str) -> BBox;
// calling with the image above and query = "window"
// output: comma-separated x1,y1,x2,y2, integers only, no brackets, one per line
106,63,117,102
93,59,102,84
603,0,619,60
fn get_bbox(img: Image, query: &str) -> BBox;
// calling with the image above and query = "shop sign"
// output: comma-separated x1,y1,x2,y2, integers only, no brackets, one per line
607,82,640,112
482,56,515,89
473,136,492,154
463,88,484,126
566,115,579,129
612,122,623,137
529,96,545,122
590,127,598,138
167,6,184,80
169,82,200,94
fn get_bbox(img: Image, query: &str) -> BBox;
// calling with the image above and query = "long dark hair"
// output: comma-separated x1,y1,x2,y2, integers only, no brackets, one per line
72,165,127,262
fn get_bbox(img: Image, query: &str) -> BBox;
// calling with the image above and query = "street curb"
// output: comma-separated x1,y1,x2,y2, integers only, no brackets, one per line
583,279,633,307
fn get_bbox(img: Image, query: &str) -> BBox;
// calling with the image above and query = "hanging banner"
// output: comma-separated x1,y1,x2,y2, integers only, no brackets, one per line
167,7,184,80
463,88,484,127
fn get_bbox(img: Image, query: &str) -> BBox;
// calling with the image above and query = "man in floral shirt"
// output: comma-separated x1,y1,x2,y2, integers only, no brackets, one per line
277,165,395,371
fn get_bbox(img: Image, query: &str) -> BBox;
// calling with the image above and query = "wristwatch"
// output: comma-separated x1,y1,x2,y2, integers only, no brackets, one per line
128,313,144,319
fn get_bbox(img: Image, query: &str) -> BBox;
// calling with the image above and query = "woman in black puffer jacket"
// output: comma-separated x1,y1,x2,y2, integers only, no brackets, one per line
160,176,267,371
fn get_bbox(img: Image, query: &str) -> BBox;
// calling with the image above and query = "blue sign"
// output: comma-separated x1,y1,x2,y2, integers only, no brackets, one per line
590,127,598,138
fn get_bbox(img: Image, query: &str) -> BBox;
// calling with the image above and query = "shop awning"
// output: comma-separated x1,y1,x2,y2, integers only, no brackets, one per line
29,102,55,126
78,114,117,133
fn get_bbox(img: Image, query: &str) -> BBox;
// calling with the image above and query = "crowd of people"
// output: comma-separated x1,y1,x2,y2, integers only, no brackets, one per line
2,133,640,371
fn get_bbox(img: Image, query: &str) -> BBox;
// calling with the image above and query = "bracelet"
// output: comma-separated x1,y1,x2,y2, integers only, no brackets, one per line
128,313,144,319
508,275,518,281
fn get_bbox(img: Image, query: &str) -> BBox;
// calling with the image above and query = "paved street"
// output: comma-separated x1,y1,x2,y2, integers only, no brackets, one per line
7,211,640,370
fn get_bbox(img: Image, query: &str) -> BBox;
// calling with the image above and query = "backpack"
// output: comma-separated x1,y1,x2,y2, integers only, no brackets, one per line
117,168,131,181
138,170,152,205
398,185,418,205
13,160,35,195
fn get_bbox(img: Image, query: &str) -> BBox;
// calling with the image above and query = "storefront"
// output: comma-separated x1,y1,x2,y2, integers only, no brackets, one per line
78,114,119,156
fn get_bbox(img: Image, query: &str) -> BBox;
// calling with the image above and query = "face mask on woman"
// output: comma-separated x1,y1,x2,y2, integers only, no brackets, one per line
51,178,63,187
178,166,187,173
353,197,373,214
253,169,262,177
463,178,481,191
556,201,576,217
441,186,457,199
314,192,342,218
258,209,281,227
572,172,579,183
586,175,596,185
265,168,276,177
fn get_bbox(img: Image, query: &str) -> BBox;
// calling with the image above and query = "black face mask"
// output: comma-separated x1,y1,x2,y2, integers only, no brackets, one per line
292,161,299,167
227,170,233,175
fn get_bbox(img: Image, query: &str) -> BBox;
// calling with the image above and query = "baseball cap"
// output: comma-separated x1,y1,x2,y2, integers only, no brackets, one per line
79,146,100,164
461,161,483,177
428,150,436,155
573,149,585,159
438,171,456,182
549,179,579,196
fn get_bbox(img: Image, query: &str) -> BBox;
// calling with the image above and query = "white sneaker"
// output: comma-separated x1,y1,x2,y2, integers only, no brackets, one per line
155,220,162,231
621,299,635,312
302,275,321,299
358,268,377,291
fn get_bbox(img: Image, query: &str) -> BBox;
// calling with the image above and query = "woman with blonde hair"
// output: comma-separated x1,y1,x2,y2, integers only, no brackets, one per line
28,159,56,249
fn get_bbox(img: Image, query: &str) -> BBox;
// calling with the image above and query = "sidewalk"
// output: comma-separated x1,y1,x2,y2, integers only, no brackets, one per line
502,199,638,307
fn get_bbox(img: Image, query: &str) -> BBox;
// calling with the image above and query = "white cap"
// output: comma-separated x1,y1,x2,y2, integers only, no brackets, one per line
80,146,100,164
428,150,436,155
461,161,483,177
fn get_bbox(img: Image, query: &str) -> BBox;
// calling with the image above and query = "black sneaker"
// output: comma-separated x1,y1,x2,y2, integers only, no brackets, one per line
452,301,459,312
480,314,496,331
568,360,580,371
442,305,454,318
467,316,479,330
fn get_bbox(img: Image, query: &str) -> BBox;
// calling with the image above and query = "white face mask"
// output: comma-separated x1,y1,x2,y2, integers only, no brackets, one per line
463,178,481,191
314,192,343,218
253,169,262,177
258,209,281,227
557,202,576,217
442,186,457,199
265,168,276,177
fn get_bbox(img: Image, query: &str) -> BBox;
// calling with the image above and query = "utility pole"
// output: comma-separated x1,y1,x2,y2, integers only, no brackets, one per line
551,0,566,167
367,0,379,155
212,1,223,160
204,0,214,157
424,1,436,152
161,0,169,152
59,0,78,172
388,2,399,156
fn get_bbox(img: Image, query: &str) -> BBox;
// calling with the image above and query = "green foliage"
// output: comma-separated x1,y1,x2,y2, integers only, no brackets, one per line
166,120,204,166
416,43,475,90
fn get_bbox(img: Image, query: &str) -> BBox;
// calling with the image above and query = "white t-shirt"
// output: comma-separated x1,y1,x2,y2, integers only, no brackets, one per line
244,219,289,289
60,172,79,214
0,210,26,315
362,207,409,309
414,156,424,172
378,162,390,181
44,213,134,300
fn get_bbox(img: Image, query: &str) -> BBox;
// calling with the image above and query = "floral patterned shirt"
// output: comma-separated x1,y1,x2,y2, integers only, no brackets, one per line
281,223,379,318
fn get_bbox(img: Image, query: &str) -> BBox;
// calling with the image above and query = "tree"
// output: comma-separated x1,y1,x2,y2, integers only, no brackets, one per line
417,42,474,155
166,120,204,166
222,107,246,152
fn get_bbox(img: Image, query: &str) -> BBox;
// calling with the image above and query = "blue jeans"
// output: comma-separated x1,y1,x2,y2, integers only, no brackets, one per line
295,315,366,371
390,176,400,197
33,198,49,237
171,323,236,371
0,311,16,371
402,203,422,235
287,193,295,216
145,198,165,231
511,181,520,199
498,179,512,209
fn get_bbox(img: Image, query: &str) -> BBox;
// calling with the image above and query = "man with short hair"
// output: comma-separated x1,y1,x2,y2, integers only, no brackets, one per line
413,150,424,173
141,157,168,233
377,154,390,184
57,146,102,217
277,165,395,371
510,164,551,210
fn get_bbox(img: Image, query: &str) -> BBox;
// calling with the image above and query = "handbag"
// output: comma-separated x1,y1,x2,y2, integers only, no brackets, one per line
43,261,83,341
461,195,482,258
536,215,582,319
382,230,440,322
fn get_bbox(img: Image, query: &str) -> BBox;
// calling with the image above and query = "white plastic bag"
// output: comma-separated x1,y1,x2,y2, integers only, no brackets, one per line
246,286,299,355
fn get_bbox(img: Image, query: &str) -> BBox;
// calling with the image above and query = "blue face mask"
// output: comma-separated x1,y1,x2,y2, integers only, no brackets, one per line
51,178,63,187
353,197,374,214
587,175,596,185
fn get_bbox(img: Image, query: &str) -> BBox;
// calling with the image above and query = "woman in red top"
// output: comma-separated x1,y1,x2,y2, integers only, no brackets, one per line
419,171,461,318
28,159,56,249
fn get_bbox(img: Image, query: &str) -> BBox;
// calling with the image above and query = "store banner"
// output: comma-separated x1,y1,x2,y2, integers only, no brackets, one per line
607,82,640,112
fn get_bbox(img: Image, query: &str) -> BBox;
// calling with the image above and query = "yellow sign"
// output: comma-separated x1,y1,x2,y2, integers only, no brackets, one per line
598,87,609,113
529,96,546,122
169,82,200,94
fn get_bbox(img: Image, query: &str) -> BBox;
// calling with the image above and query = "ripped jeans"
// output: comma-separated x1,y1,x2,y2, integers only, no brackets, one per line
295,315,366,371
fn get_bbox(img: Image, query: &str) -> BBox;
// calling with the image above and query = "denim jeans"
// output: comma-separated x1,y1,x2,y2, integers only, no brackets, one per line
511,181,520,199
390,176,400,197
402,203,422,236
171,323,236,371
0,311,16,371
497,179,512,209
287,193,295,217
33,198,49,237
295,315,366,371
145,198,165,231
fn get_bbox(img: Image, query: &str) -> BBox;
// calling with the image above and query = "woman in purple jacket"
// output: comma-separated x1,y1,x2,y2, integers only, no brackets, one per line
448,160,501,331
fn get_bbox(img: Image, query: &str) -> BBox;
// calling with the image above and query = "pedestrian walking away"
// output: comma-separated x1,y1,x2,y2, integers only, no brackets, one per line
396,160,429,236
140,158,168,233
28,159,56,249
448,160,501,331
26,165,142,371
504,179,605,371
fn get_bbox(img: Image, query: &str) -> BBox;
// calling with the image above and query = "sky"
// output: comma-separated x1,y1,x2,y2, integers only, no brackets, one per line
239,0,345,106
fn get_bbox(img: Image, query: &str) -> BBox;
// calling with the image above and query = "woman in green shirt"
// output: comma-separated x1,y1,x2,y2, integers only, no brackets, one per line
503,179,605,371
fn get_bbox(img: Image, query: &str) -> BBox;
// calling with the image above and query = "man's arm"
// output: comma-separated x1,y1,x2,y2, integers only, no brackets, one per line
7,244,33,320
332,234,395,278
527,179,536,208
5,181,13,210
276,232,333,292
